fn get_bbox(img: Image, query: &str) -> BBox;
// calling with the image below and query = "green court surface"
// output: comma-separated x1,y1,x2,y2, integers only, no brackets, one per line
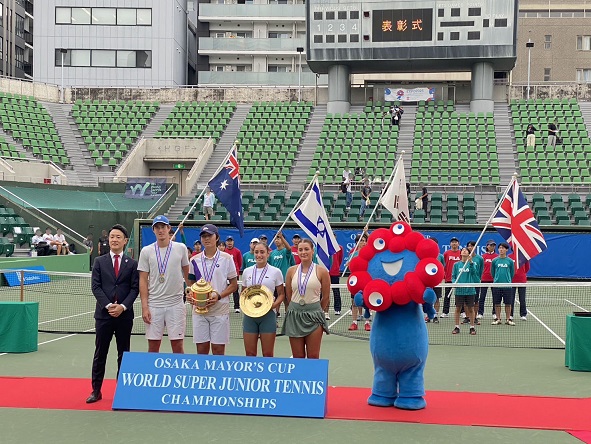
1,332,590,444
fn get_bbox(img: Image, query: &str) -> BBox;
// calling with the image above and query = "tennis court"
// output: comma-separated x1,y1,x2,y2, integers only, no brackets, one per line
1,271,590,443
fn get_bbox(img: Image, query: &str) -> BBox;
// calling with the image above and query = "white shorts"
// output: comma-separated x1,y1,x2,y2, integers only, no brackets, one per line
145,302,186,341
192,314,230,345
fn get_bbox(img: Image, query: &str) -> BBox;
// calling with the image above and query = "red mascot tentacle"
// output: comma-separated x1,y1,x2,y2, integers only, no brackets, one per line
362,279,393,312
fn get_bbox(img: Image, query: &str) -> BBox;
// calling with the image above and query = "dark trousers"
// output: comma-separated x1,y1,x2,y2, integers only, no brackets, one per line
330,275,342,312
477,284,492,316
511,286,527,318
442,285,453,314
91,317,133,393
232,290,240,309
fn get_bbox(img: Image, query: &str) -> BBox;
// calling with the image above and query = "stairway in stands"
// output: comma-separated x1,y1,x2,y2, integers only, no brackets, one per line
139,105,174,139
395,105,417,179
166,103,251,221
578,101,591,137
289,104,327,191
44,102,99,187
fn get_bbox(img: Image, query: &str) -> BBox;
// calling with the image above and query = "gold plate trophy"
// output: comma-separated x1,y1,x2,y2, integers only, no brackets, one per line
239,285,274,318
187,278,213,314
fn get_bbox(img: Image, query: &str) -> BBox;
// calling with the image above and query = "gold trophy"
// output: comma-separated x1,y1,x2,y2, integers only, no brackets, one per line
187,278,213,314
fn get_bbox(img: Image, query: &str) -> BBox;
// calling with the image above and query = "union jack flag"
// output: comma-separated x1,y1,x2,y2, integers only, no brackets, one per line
208,145,244,236
492,179,547,267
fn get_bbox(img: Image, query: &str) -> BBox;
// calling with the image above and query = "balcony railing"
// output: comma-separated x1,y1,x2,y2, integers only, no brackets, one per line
199,4,304,20
199,37,305,53
25,0,33,15
197,71,325,86
24,31,33,46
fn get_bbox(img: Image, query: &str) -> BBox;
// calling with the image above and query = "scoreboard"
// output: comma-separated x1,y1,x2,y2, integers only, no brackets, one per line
306,0,518,74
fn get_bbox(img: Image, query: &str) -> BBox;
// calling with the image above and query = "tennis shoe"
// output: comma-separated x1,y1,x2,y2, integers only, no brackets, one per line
440,313,448,318
335,311,341,315
364,322,371,332
433,316,439,323
491,319,501,325
469,327,476,335
460,313,466,319
452,327,460,334
276,312,281,318
520,316,527,321
325,312,330,320
462,317,470,324
348,323,358,331
476,314,483,319
492,314,498,320
506,320,516,326
234,309,240,313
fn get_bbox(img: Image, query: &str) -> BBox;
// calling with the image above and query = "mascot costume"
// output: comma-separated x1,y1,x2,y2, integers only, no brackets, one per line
347,221,444,410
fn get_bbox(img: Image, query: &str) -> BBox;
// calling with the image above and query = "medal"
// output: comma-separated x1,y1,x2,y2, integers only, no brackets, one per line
297,264,314,306
201,250,220,283
253,264,268,286
155,242,172,285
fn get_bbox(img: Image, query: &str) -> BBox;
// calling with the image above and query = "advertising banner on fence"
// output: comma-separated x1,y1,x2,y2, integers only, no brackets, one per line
4,266,50,287
384,87,435,102
113,352,329,418
125,178,167,199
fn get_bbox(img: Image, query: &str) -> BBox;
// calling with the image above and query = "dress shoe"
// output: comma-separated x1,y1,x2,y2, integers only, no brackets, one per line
86,392,102,403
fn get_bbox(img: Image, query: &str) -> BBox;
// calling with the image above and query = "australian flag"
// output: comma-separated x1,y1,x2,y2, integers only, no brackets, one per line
208,146,244,237
492,179,547,267
291,178,340,269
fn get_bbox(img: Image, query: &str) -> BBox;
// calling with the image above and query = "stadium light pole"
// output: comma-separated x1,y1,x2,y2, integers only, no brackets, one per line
59,49,67,103
526,40,534,101
296,47,304,102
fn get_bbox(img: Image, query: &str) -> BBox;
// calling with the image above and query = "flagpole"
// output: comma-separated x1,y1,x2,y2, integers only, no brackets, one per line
172,140,239,237
340,151,404,278
269,171,320,246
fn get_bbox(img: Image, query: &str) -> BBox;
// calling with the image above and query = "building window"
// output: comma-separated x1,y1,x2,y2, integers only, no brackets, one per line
544,35,552,50
468,8,481,16
577,69,591,82
438,9,444,18
437,32,443,41
494,18,508,27
268,32,291,38
338,34,347,43
313,12,322,20
450,32,460,40
326,11,335,20
326,35,335,43
215,66,224,72
0,4,3,28
483,19,489,27
16,14,25,38
468,31,480,40
314,35,323,43
268,65,289,72
338,11,347,19
116,50,136,68
350,11,359,19
544,68,551,82
451,8,460,17
56,7,151,26
577,36,591,51
54,49,151,68
0,37,3,61
350,34,359,42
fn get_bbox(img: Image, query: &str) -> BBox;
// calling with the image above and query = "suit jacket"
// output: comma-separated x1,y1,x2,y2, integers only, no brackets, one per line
92,252,139,320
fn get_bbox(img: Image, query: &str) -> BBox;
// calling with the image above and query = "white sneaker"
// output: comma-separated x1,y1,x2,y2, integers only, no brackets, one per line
460,313,466,319
476,314,483,319
492,314,498,320
506,320,516,326
234,309,240,313
325,313,330,320
440,313,448,318
520,316,527,321
334,311,341,315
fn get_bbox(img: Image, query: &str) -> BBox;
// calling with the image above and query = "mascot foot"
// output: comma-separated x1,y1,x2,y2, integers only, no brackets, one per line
368,394,396,407
394,396,426,410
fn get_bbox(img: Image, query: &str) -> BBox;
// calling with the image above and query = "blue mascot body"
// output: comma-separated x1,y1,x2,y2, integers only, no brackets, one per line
347,222,443,410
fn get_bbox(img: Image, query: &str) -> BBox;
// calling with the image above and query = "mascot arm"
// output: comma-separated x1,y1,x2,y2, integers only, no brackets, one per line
423,288,437,319
353,291,364,307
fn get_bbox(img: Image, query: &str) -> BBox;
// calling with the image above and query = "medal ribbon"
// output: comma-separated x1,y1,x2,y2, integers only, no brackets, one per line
297,264,314,297
154,242,173,278
201,250,220,283
253,264,268,286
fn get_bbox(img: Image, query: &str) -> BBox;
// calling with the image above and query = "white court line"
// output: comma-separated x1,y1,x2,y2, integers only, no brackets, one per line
564,299,589,312
38,310,94,325
527,309,565,345
328,309,352,330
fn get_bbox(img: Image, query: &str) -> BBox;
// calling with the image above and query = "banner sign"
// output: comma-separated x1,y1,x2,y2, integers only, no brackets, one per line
4,266,50,287
125,178,167,199
385,87,435,102
113,352,329,418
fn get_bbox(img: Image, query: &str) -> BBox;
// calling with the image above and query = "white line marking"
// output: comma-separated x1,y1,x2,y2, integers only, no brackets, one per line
38,311,94,325
527,309,565,345
328,309,352,329
564,299,589,312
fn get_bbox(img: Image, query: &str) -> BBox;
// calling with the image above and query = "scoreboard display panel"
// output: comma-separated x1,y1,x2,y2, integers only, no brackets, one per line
306,0,518,74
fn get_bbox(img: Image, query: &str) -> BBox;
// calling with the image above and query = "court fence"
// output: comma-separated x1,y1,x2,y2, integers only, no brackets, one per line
0,269,588,349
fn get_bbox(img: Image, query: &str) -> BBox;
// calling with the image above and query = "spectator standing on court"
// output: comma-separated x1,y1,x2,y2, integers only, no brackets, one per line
87,224,138,404
463,240,484,324
451,248,479,336
203,187,215,221
441,236,461,317
509,251,530,321
478,240,498,319
224,235,242,314
270,231,295,317
98,229,109,256
291,234,302,265
491,242,515,326
138,215,190,354
188,224,238,356
327,245,344,319
242,238,258,271
359,178,372,221
348,232,372,332
548,121,558,148
526,123,537,147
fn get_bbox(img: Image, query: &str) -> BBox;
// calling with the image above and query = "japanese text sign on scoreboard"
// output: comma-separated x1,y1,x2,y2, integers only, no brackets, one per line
372,9,433,42
113,352,329,418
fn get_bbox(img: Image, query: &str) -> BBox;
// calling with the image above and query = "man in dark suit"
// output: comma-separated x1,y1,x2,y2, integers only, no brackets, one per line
86,224,139,404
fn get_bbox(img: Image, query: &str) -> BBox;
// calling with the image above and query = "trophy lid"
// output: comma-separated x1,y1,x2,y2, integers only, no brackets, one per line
239,285,273,318
191,278,213,294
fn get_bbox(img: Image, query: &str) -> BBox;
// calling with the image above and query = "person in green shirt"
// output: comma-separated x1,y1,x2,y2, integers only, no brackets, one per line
241,238,258,271
462,240,484,325
270,231,295,316
451,247,480,335
490,242,516,326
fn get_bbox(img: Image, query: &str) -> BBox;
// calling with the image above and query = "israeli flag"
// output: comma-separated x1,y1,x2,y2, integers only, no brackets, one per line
291,178,340,269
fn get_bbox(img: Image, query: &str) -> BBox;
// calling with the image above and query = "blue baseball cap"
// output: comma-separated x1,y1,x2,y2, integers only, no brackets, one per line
152,215,170,227
200,224,219,236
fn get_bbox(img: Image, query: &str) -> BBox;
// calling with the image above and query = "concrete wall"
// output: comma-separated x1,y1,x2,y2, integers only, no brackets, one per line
0,253,91,273
0,159,67,185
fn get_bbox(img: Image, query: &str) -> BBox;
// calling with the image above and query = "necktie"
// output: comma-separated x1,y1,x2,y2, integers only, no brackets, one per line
114,254,120,278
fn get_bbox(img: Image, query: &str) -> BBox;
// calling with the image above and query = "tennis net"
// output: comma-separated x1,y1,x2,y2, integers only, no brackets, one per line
0,270,588,349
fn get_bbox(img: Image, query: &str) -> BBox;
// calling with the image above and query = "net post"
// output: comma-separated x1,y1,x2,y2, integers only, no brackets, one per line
19,270,24,302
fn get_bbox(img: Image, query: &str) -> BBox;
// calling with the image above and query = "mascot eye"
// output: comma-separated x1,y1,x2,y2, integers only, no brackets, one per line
424,262,439,276
392,224,405,235
368,291,385,307
373,238,386,250
348,276,358,286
